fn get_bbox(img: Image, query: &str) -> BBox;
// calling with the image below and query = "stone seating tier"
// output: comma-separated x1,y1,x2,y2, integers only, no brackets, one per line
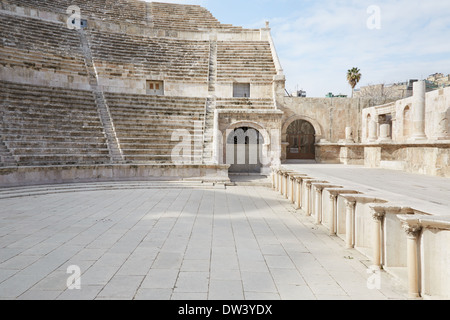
216,98,275,110
149,2,245,31
89,30,210,82
104,93,206,163
0,13,87,76
4,0,148,25
0,81,110,166
217,42,277,83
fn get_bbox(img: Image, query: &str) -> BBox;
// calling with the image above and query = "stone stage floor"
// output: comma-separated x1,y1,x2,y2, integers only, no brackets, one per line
0,180,409,300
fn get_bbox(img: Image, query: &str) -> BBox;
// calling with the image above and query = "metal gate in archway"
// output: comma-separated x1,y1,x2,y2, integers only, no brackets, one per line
226,127,264,174
286,120,316,160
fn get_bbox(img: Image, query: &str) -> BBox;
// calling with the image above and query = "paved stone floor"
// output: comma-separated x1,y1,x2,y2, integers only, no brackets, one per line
0,182,409,300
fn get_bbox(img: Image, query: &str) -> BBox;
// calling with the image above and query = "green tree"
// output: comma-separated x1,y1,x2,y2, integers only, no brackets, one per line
347,67,362,97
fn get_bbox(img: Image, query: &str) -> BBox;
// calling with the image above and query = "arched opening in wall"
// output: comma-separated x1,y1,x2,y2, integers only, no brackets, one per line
226,127,264,174
286,120,315,160
403,106,411,139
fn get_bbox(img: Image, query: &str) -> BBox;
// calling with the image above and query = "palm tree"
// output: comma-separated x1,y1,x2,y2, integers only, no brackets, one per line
347,67,362,97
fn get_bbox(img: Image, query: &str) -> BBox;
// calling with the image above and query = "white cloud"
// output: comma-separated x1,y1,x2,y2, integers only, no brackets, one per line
269,0,450,97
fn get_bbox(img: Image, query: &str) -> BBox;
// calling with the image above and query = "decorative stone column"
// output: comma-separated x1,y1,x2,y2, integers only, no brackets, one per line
284,172,290,199
371,208,386,269
368,120,378,142
290,175,296,204
315,186,323,225
329,194,337,236
279,170,284,195
345,200,356,249
305,182,312,216
411,80,427,141
400,218,423,299
296,178,302,210
378,124,392,143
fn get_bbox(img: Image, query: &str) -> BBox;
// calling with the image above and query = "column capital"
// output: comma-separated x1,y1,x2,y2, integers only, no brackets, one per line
345,200,356,209
402,223,423,239
371,208,386,222
329,193,337,201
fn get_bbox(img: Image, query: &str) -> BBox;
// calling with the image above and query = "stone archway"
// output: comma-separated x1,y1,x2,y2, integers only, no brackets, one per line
282,115,322,161
285,120,316,160
226,127,264,174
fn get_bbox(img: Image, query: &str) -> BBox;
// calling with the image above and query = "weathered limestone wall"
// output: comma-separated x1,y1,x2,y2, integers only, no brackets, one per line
277,97,371,162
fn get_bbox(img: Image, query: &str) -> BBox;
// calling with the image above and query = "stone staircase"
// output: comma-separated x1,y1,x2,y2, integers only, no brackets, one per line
0,81,110,166
0,137,16,167
208,41,218,93
202,97,216,165
79,29,124,163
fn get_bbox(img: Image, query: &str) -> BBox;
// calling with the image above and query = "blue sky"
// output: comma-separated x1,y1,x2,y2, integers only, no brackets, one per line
147,0,450,97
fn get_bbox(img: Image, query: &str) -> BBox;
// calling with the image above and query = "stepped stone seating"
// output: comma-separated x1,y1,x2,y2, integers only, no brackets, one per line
89,30,210,83
217,41,277,84
0,81,110,166
216,98,275,110
0,13,88,78
150,2,244,31
4,0,149,25
104,92,206,163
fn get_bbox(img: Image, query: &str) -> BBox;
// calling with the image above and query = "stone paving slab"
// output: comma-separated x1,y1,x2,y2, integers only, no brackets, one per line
0,183,409,300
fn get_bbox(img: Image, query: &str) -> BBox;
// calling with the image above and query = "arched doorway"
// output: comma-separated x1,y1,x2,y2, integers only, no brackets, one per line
226,127,264,174
286,120,316,160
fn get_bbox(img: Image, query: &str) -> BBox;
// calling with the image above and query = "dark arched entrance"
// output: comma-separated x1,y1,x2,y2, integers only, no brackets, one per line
226,127,264,174
286,120,316,160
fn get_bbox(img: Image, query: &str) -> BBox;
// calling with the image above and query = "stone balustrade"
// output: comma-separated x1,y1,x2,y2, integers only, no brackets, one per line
270,165,450,300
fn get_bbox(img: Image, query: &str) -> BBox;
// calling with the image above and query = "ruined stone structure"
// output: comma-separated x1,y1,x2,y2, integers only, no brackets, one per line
0,0,448,300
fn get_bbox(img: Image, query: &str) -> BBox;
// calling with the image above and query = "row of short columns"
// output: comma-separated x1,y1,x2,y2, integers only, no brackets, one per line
271,166,433,299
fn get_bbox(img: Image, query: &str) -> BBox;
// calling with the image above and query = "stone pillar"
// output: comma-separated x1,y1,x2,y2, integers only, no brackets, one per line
345,200,356,249
315,187,323,225
371,208,386,269
279,171,284,195
368,120,378,142
296,179,302,210
284,173,289,199
402,222,423,299
345,127,355,143
272,169,276,190
290,176,295,204
378,124,392,142
411,80,427,141
305,183,312,216
329,194,337,236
